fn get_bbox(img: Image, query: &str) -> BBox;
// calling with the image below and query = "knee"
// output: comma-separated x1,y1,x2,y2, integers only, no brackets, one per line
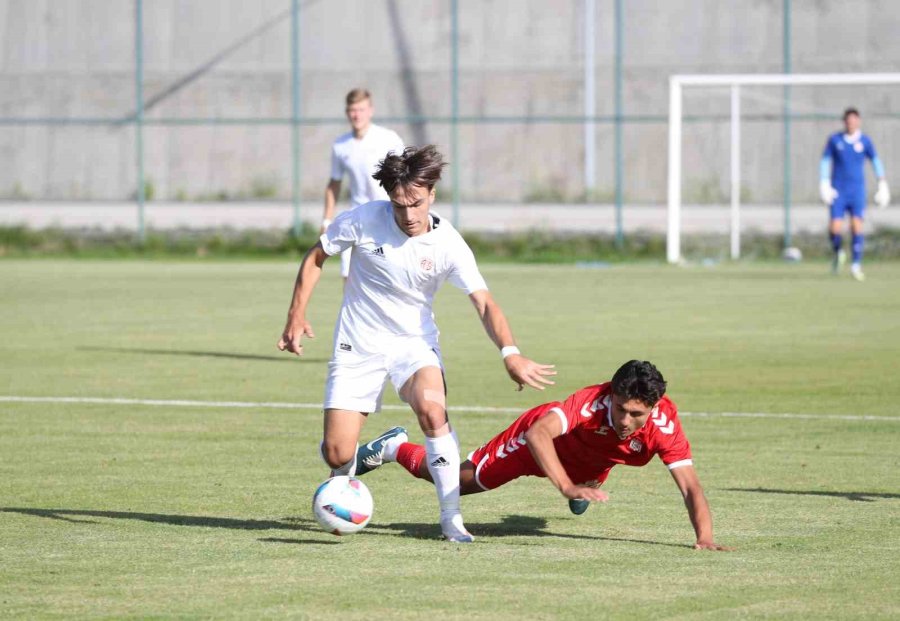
414,403,448,434
320,440,355,469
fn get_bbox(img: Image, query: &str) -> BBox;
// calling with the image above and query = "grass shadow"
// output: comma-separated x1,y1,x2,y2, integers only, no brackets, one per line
361,514,687,548
725,487,900,503
1,507,307,531
78,346,325,364
258,537,340,545
3,508,689,548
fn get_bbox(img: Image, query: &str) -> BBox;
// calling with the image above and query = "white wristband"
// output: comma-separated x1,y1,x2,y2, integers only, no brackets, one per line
322,218,332,228
501,346,521,359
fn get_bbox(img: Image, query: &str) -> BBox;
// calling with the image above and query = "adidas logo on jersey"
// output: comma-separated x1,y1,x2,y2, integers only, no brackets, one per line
430,456,450,468
371,246,385,257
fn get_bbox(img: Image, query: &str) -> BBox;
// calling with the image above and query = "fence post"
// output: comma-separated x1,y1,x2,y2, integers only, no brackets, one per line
782,0,792,249
730,84,741,260
135,0,145,242
583,0,596,195
614,0,624,248
291,0,302,237
450,0,460,228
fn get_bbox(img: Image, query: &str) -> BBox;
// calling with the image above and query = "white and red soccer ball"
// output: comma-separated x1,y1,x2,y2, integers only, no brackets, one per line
312,476,373,535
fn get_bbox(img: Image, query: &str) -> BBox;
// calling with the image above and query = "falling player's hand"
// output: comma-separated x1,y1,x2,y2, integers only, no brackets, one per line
504,354,556,391
694,540,734,552
277,317,315,356
562,484,609,503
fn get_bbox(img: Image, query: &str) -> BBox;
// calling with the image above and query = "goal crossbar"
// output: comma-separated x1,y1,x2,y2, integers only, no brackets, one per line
666,72,900,263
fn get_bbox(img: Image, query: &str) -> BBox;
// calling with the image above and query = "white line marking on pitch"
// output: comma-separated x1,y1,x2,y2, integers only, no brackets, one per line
0,395,897,422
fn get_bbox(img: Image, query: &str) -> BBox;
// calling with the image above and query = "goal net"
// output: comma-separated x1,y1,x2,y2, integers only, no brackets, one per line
666,73,900,263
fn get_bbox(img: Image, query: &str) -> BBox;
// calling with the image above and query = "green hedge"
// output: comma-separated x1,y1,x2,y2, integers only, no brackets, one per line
1,225,899,262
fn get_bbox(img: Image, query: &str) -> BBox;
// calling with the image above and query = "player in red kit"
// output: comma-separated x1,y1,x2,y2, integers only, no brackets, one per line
355,360,732,550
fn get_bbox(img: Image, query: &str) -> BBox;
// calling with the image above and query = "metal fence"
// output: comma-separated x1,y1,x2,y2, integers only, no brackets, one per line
1,0,899,243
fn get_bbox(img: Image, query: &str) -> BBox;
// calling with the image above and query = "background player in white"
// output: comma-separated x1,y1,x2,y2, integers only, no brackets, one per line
279,145,555,542
819,107,890,281
322,88,405,280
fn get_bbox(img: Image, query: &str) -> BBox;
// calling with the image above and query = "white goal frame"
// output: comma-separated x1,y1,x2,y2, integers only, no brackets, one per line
666,73,900,264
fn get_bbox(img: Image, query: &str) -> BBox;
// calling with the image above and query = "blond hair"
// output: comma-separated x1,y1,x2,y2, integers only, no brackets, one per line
345,88,371,106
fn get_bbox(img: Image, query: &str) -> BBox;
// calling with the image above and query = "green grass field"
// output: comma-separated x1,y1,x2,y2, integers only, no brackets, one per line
2,260,899,619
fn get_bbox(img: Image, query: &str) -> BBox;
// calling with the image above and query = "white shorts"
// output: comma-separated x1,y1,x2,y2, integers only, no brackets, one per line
323,338,443,413
339,247,352,278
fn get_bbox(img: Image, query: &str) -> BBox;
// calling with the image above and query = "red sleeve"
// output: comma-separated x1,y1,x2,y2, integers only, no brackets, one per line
649,400,693,469
555,385,608,435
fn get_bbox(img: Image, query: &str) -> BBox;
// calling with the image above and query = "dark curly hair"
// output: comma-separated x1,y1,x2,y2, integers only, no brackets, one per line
610,360,667,406
372,145,447,193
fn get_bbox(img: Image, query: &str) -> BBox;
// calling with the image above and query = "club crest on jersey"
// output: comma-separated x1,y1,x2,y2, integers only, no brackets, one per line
420,257,433,272
854,141,864,153
629,438,643,452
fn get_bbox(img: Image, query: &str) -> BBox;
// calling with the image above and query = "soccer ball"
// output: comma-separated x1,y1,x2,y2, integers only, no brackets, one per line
782,246,803,262
311,476,373,536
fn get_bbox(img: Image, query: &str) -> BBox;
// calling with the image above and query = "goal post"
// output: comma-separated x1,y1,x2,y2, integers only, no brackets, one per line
666,73,900,264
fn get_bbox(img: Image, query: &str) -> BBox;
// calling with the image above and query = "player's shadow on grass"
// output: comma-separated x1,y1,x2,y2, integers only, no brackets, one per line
371,514,689,548
2,508,688,548
726,487,900,503
0,507,333,545
78,346,326,364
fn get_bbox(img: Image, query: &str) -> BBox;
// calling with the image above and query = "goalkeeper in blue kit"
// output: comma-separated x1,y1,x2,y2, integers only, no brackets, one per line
819,108,890,281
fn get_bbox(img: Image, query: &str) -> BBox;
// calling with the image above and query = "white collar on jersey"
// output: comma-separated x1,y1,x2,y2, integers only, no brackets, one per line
843,130,862,143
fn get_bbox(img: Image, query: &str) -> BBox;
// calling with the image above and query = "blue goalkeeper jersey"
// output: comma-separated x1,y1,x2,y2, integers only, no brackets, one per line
821,132,882,192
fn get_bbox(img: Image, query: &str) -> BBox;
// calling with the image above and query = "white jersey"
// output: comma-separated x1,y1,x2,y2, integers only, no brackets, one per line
330,124,405,208
320,201,488,355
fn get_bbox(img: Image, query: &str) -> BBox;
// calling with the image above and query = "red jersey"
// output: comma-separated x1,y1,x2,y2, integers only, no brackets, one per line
468,383,693,491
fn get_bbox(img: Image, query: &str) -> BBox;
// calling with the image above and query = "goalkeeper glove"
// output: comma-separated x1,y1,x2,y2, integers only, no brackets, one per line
819,180,838,206
874,179,890,209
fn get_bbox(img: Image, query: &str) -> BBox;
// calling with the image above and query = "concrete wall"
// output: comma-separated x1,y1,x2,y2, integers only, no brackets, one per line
1,0,898,203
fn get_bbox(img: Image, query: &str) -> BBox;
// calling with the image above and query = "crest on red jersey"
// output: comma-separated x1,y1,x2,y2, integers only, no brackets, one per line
629,438,643,452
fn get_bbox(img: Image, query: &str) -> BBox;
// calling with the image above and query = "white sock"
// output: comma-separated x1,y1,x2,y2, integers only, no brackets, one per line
321,440,357,477
424,432,461,520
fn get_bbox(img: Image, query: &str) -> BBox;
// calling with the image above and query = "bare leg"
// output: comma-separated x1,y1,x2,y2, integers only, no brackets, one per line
322,408,367,473
399,366,449,436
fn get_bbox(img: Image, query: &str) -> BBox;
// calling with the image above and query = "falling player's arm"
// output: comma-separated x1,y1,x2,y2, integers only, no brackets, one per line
669,465,733,551
468,289,556,391
277,242,329,356
524,411,608,502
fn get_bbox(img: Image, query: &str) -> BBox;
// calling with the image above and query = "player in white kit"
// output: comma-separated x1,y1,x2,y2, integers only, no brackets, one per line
279,145,555,542
322,88,405,280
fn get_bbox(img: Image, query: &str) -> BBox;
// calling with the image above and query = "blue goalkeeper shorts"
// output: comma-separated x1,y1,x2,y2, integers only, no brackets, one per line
830,187,867,220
